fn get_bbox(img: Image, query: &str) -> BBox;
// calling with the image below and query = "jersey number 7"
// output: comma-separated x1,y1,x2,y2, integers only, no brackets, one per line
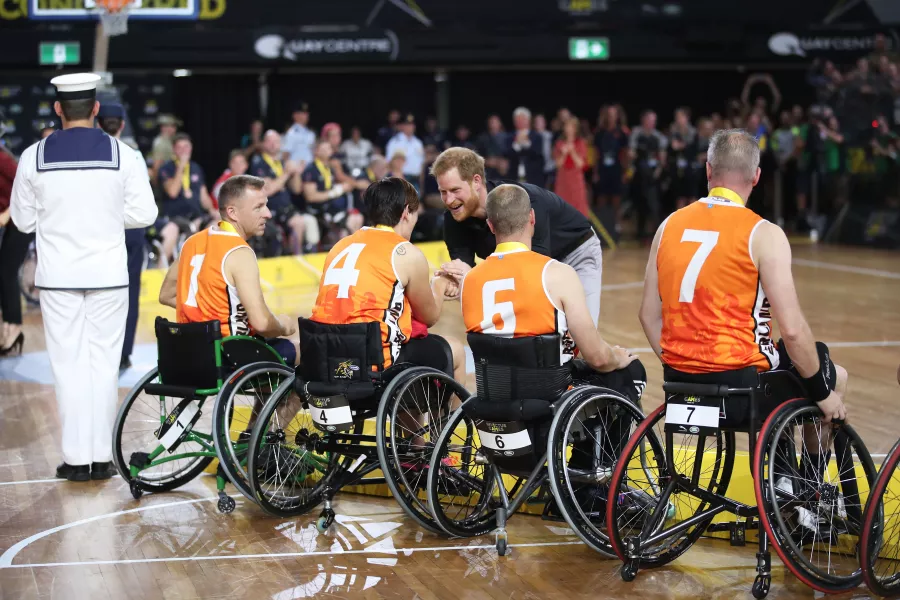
679,229,719,303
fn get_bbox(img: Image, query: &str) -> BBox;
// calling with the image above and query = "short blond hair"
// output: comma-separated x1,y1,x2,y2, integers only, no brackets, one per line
430,147,485,182
486,184,531,236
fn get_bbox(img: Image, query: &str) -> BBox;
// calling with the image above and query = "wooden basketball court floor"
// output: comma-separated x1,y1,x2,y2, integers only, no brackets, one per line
0,244,898,600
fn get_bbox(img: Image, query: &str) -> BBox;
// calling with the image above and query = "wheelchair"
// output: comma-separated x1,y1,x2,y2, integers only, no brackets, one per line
236,317,470,532
425,333,646,556
860,436,897,597
605,368,876,598
112,317,292,513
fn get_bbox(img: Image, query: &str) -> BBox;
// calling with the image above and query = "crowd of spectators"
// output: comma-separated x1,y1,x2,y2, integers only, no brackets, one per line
133,40,900,257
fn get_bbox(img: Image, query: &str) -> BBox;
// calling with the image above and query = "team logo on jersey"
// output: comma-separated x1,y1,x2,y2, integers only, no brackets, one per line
334,359,360,380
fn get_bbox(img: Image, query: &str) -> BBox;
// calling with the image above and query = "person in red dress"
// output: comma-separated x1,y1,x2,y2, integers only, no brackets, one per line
553,117,589,217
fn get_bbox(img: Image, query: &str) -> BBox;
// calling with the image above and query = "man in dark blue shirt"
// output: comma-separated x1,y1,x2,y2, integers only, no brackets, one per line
249,129,309,254
302,140,365,241
157,133,218,262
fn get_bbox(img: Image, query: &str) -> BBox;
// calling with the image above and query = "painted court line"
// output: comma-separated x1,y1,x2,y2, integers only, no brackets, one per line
0,541,583,569
0,497,217,568
792,258,900,280
0,475,120,487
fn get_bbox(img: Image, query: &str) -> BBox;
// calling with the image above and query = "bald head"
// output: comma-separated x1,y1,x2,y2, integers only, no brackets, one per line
486,184,532,237
707,129,760,185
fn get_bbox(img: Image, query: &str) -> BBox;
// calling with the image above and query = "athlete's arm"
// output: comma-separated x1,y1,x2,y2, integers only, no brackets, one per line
547,261,633,372
225,247,295,337
159,263,178,308
755,222,846,421
639,221,666,359
394,243,442,327
303,181,345,204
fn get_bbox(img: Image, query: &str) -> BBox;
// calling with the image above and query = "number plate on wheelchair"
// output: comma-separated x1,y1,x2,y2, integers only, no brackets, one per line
155,400,201,452
664,395,720,436
308,395,353,433
476,421,532,457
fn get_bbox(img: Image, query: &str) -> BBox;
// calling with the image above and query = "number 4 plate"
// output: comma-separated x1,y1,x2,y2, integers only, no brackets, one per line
308,395,354,432
664,395,720,436
477,420,532,457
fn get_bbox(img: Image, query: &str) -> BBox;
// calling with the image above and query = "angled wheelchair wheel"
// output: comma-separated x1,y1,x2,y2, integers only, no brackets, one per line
112,368,215,493
212,361,295,504
754,398,876,594
377,367,472,534
425,402,525,538
861,437,900,597
547,386,645,558
247,375,341,518
606,403,734,567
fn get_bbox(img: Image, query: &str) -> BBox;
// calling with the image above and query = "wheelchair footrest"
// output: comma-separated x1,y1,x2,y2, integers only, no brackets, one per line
129,452,150,470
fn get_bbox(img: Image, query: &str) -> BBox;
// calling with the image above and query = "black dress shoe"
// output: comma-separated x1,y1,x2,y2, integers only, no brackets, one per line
91,462,116,480
55,463,90,482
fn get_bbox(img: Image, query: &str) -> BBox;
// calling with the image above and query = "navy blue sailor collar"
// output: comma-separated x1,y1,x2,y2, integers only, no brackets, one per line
37,127,120,172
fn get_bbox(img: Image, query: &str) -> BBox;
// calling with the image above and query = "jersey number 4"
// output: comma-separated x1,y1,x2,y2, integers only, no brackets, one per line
679,229,719,303
324,243,365,298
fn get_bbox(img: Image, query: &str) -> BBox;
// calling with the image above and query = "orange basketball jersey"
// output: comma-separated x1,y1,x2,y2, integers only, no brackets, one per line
461,242,574,364
176,222,253,337
310,226,412,366
657,188,778,374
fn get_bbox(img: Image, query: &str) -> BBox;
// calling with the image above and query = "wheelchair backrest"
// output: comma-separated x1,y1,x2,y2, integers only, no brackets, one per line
221,336,284,370
155,317,222,390
467,332,572,402
297,318,384,384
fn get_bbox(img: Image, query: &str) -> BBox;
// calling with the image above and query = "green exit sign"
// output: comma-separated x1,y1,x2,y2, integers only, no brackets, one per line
569,37,610,61
39,42,80,66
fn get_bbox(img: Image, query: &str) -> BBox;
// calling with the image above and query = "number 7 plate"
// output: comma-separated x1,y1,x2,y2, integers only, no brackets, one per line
664,395,721,436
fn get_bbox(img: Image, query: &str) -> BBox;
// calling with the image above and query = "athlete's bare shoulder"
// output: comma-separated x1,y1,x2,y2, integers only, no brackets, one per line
751,220,790,269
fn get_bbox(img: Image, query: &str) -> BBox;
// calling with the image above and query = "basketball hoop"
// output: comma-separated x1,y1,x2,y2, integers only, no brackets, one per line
95,0,134,37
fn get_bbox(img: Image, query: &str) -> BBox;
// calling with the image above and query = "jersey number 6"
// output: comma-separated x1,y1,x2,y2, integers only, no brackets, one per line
679,229,719,303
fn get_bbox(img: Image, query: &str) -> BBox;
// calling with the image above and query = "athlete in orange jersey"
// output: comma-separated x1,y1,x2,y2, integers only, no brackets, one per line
311,177,464,382
462,184,640,391
159,175,298,364
640,129,847,423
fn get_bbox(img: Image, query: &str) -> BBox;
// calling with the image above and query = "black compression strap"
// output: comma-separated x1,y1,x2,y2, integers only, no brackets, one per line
57,90,97,101
802,365,831,403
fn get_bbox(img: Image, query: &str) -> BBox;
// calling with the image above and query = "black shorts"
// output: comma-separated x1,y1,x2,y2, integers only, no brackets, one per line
265,337,297,366
396,335,453,378
270,205,300,229
570,358,647,405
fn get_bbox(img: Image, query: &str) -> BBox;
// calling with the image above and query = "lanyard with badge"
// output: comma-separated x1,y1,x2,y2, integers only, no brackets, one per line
314,159,333,190
182,162,192,199
261,152,284,178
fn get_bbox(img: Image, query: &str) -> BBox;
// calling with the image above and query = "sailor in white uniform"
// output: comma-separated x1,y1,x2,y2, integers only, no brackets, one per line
10,73,158,482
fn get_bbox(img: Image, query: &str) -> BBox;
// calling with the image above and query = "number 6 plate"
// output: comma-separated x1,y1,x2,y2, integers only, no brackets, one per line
477,420,532,457
664,395,721,436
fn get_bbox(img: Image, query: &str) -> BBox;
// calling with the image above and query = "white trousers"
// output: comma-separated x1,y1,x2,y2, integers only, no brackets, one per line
41,288,128,465
561,234,603,326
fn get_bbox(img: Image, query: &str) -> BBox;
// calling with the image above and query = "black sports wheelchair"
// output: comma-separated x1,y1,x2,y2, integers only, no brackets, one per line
425,332,647,556
113,317,294,513
605,367,876,598
239,317,470,532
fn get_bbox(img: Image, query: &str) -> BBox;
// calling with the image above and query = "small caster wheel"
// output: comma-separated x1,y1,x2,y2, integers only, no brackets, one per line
316,510,335,533
751,575,770,599
217,495,236,514
496,531,508,556
129,480,143,500
621,560,639,582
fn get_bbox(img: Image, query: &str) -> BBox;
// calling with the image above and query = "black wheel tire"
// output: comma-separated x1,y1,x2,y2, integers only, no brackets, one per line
621,561,638,582
752,575,771,599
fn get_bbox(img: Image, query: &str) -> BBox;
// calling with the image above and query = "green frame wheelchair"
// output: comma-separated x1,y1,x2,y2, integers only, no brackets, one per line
112,317,293,513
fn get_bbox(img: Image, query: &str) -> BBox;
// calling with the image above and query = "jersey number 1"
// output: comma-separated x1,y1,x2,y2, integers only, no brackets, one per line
185,253,205,308
679,229,719,303
324,243,365,298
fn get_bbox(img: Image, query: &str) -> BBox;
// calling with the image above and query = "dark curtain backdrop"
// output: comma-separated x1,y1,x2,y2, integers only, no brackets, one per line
447,69,813,131
172,75,261,183
266,73,437,143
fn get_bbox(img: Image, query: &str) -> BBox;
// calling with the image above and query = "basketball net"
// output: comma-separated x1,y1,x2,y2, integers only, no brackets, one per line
96,0,134,37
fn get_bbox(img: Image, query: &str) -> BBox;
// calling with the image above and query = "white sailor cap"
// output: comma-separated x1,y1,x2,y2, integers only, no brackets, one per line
50,73,101,100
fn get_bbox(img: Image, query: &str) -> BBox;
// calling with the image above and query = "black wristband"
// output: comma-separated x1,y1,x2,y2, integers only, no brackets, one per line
802,366,831,403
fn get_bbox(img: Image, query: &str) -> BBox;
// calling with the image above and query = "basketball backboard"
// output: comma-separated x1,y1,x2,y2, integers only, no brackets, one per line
28,0,198,20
